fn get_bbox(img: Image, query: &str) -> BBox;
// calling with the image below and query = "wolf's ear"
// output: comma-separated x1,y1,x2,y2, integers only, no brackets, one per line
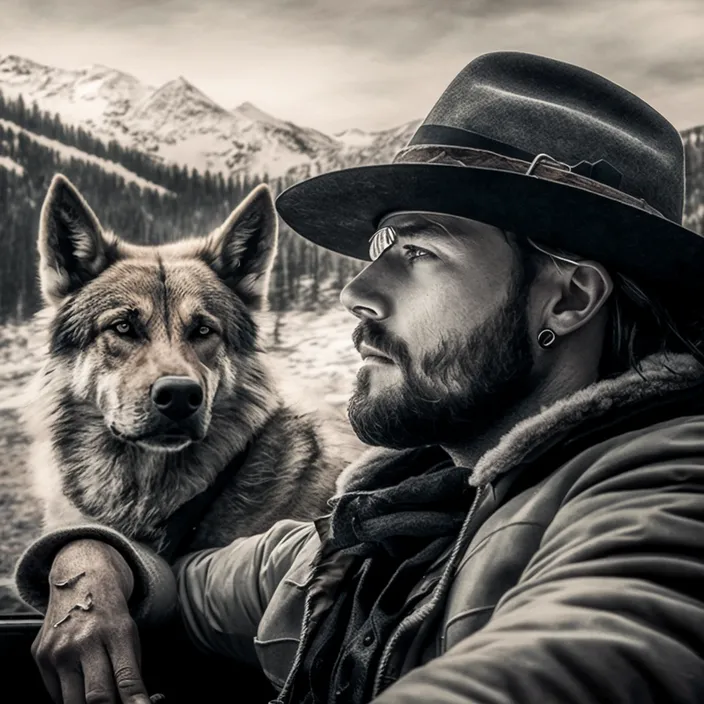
205,183,278,307
38,174,114,306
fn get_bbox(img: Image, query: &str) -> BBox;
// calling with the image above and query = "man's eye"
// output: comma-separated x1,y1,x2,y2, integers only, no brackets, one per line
403,245,432,261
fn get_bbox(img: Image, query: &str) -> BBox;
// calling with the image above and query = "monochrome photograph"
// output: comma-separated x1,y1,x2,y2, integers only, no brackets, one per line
0,1,703,702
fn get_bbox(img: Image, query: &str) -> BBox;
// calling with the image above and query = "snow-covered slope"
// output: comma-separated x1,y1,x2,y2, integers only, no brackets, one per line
0,118,171,195
0,154,24,176
0,53,419,180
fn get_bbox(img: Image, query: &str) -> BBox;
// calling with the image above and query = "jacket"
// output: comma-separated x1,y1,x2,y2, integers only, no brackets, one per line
15,352,704,703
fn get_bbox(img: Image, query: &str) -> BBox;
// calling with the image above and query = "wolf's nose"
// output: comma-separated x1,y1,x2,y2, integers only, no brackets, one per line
151,376,203,422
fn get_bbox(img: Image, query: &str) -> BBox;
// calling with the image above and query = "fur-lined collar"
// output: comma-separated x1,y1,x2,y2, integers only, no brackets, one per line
335,352,704,495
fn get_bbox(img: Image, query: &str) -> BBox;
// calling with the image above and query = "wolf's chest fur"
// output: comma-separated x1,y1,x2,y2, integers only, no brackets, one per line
30,401,340,555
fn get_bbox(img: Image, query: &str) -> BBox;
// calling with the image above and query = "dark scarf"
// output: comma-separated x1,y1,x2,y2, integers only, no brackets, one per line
326,456,473,557
290,448,475,704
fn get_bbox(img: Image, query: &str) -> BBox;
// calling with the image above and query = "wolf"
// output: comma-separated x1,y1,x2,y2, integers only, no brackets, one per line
21,174,345,560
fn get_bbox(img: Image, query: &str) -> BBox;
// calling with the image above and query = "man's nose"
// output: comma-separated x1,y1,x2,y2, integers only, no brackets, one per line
340,274,390,321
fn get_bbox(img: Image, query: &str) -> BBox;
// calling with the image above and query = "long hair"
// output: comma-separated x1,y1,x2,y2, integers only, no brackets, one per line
509,234,704,378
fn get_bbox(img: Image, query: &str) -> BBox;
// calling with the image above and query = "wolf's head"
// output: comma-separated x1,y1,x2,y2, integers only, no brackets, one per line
36,174,279,454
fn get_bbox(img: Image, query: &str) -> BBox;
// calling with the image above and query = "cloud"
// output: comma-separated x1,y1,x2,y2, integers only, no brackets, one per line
0,0,701,132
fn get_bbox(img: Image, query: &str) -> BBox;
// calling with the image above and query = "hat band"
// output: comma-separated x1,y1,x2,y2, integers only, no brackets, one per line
410,124,632,195
392,143,664,219
409,124,537,161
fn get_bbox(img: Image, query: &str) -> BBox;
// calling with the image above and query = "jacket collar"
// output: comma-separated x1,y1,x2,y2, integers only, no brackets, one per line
335,352,704,495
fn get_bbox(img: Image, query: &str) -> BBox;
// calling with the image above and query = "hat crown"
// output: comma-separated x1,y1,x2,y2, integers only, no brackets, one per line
412,51,685,222
276,50,703,295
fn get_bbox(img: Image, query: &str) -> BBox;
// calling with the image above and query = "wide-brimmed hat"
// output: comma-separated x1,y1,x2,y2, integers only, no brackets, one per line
276,51,703,294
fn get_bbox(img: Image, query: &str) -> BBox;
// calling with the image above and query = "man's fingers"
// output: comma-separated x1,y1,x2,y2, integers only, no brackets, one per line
107,638,151,704
132,627,142,671
114,665,151,704
81,645,119,704
58,667,86,704
33,632,66,704
36,662,64,704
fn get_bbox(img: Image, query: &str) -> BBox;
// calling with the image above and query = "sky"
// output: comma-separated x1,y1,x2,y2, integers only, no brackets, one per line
0,0,702,134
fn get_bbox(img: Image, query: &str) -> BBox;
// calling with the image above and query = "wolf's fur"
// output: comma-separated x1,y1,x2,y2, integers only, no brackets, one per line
22,174,344,556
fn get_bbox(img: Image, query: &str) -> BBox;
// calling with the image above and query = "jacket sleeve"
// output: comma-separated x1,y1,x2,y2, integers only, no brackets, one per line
371,417,704,704
172,520,317,660
14,519,317,661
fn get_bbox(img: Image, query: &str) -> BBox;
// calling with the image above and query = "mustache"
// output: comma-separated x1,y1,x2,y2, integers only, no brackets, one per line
352,321,410,366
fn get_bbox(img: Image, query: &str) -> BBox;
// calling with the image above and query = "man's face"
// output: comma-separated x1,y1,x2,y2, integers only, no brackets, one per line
340,212,539,450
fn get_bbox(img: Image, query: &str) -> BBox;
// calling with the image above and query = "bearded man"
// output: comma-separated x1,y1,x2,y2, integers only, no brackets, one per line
15,51,704,704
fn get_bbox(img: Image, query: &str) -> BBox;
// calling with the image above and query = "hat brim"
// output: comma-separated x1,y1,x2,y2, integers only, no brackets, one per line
275,163,704,295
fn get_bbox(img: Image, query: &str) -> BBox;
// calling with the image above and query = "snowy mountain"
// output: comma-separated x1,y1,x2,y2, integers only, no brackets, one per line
0,55,149,127
0,53,419,180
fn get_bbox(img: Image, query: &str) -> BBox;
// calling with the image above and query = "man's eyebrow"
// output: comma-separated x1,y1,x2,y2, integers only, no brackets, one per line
387,219,477,254
397,225,447,240
381,222,447,240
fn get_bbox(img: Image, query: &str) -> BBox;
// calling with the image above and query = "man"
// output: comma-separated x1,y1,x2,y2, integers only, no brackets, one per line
14,51,704,703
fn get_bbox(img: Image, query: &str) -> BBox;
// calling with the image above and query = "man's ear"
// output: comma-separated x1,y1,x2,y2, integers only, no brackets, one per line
202,183,278,308
542,259,614,337
37,174,115,306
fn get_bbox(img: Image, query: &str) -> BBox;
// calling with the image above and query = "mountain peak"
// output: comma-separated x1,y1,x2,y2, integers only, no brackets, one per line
0,54,47,74
84,62,115,72
233,101,286,127
335,127,365,137
0,52,428,181
1,54,36,65
161,75,199,92
334,126,376,147
145,76,228,114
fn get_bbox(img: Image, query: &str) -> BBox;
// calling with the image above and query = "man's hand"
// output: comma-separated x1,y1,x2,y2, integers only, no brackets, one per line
31,538,153,704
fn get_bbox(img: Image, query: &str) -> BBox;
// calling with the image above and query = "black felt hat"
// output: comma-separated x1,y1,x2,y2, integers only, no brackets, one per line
276,51,702,293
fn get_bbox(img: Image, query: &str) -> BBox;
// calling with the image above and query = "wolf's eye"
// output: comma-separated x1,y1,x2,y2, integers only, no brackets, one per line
189,323,218,341
113,321,132,335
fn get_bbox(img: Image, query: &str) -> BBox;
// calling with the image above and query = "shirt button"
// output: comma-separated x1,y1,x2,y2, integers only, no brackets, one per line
363,633,375,646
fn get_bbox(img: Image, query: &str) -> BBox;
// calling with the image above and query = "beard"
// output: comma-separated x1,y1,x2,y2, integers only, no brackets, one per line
347,276,537,449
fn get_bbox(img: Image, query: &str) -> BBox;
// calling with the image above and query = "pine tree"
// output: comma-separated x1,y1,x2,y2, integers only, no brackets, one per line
0,87,387,322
